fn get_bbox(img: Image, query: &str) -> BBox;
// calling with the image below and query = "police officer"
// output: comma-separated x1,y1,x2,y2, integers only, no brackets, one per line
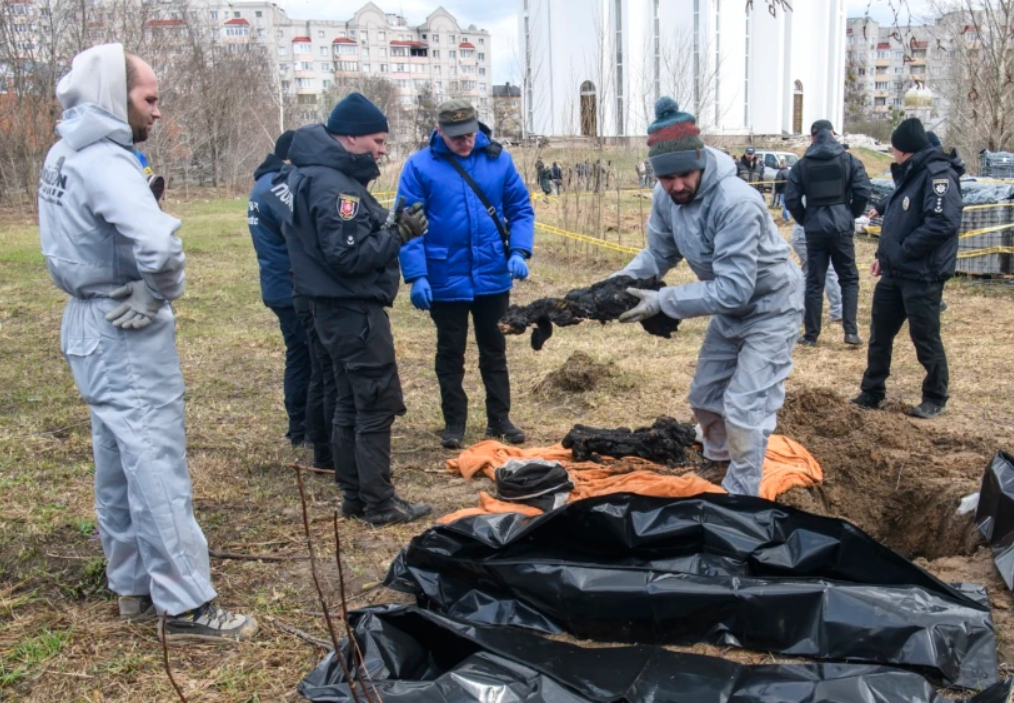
264,93,432,525
785,119,871,347
853,117,963,418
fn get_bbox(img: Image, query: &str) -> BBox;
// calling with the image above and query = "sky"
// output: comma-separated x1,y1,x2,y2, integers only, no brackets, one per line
277,0,938,87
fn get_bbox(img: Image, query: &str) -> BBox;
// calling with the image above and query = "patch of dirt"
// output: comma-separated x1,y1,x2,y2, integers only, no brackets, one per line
777,387,991,560
534,351,616,394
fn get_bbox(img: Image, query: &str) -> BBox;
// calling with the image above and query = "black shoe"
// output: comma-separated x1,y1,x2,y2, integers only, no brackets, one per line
940,300,948,312
341,499,366,519
441,424,465,450
909,401,946,419
843,334,864,346
486,419,526,444
365,497,433,527
851,392,882,410
797,336,817,347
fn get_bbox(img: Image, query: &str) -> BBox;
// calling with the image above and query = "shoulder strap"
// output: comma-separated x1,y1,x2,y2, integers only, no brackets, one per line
436,152,511,257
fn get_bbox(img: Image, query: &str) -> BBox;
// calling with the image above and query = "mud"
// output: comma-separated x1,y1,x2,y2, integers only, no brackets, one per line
534,351,616,394
777,387,991,561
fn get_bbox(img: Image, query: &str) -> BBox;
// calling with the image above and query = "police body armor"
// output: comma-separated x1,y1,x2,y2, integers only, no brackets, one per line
797,152,850,207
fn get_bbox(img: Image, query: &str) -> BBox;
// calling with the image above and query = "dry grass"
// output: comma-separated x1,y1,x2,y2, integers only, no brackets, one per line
2,192,1014,700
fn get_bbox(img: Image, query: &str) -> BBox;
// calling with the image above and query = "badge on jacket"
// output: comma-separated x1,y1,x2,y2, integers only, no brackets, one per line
933,179,949,196
902,196,910,211
337,194,360,221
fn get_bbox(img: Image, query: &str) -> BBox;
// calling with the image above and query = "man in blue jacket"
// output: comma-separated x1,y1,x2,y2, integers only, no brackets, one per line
853,118,963,419
397,100,535,450
248,130,314,452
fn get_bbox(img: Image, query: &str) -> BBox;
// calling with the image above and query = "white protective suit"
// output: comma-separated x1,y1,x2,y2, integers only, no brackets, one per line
38,44,216,615
618,146,804,495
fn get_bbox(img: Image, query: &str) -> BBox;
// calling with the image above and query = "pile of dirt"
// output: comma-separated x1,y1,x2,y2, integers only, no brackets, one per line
534,351,616,394
777,387,991,560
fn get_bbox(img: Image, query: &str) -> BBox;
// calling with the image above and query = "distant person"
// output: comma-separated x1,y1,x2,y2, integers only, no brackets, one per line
853,118,964,419
737,147,763,192
636,160,647,188
785,119,871,348
774,159,791,219
551,161,562,194
397,99,535,450
39,43,256,641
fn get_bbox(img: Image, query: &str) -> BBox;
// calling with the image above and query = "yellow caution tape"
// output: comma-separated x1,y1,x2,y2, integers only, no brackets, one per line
372,190,396,197
959,222,1013,239
957,246,1014,259
536,222,642,255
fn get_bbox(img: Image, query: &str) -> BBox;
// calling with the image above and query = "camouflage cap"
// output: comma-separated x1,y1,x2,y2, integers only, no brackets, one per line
438,99,478,137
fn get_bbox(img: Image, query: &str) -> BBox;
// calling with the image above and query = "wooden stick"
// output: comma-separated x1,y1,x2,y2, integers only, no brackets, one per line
289,461,335,475
270,617,333,650
209,549,308,563
160,613,188,703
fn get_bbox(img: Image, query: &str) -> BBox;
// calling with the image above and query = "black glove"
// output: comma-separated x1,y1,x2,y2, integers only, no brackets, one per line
397,202,428,244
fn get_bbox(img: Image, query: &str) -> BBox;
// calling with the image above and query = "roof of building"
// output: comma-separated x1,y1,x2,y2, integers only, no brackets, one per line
911,40,928,49
333,37,356,44
877,42,891,49
492,84,521,98
147,18,185,27
292,35,311,42
390,40,427,47
459,42,475,49
225,18,249,25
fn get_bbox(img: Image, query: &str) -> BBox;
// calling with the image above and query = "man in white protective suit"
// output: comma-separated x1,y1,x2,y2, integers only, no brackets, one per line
38,43,257,642
613,97,804,496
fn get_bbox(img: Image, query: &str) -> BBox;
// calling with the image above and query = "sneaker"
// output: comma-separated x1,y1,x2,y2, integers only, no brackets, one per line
486,419,526,444
910,401,947,419
119,595,156,622
797,336,817,347
365,497,433,527
851,392,882,410
161,601,258,643
441,424,465,450
341,499,366,519
843,334,864,346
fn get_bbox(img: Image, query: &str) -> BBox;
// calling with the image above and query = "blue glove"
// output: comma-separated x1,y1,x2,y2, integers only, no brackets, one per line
508,252,529,280
410,277,432,310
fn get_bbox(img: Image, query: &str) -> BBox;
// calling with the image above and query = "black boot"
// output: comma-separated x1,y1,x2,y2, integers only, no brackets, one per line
486,418,526,444
441,424,466,449
332,425,361,506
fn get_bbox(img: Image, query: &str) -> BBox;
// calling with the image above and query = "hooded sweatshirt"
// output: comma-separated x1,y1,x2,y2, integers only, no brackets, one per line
619,146,801,320
39,43,184,301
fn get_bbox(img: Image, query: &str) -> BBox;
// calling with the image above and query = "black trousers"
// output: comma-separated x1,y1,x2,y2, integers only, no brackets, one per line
312,300,406,510
860,276,949,405
296,298,335,467
429,292,511,428
802,231,860,338
269,305,311,443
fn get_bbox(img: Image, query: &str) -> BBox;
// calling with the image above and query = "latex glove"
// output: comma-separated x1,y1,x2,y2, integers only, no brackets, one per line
618,288,661,323
105,280,163,329
410,277,432,310
397,202,428,244
508,252,529,280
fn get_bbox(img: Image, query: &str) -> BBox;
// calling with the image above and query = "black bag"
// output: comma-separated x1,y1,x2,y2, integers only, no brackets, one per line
436,152,512,259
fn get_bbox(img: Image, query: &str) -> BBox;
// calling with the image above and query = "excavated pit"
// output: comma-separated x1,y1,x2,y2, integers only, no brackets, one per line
776,387,989,561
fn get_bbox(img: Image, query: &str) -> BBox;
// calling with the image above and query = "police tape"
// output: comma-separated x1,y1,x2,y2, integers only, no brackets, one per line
535,222,642,255
964,202,1014,210
957,245,1014,259
864,222,1013,239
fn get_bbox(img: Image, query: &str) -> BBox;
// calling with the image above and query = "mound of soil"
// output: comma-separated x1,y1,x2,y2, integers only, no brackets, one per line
777,387,991,561
535,351,616,394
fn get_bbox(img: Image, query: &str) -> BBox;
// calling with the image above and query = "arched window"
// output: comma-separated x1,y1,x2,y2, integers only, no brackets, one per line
580,80,597,137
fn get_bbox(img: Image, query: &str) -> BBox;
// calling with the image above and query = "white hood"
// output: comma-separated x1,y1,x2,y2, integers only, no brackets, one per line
56,43,132,149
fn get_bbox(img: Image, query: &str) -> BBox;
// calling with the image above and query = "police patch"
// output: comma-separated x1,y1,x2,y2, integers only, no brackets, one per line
933,178,949,196
337,194,360,221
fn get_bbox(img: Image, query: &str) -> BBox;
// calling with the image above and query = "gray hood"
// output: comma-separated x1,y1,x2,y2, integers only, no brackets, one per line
56,43,132,149
694,147,738,201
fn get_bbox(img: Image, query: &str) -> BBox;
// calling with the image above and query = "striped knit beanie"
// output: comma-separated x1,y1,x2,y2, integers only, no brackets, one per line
647,97,706,176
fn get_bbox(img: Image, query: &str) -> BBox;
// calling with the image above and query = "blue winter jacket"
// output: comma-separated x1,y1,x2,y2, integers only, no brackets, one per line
397,129,535,302
248,153,295,308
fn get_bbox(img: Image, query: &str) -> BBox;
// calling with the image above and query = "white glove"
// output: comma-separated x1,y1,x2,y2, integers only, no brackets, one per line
618,288,661,323
105,280,163,329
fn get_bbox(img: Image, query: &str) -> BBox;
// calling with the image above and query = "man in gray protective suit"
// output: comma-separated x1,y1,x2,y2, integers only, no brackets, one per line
38,44,256,642
614,98,804,496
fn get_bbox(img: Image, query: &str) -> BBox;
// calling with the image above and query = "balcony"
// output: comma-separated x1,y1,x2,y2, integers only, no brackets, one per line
294,69,315,78
875,58,891,67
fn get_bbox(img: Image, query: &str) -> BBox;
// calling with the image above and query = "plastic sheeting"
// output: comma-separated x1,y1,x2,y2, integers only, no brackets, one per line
975,451,1014,591
867,177,1014,206
386,493,998,688
298,605,1013,703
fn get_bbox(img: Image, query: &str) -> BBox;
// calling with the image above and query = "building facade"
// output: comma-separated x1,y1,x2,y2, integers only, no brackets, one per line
519,0,846,138
492,83,523,140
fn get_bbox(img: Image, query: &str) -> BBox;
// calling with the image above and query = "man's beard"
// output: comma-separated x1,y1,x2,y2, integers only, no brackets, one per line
132,124,149,143
128,102,149,143
669,187,696,205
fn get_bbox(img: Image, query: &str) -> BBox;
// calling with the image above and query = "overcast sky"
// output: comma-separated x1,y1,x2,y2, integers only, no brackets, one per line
277,0,938,87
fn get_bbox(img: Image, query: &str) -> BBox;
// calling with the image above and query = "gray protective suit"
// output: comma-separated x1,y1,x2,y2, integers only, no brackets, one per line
617,147,804,495
38,44,215,615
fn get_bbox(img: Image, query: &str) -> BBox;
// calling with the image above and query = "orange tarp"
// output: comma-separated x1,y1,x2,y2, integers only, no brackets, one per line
439,435,822,524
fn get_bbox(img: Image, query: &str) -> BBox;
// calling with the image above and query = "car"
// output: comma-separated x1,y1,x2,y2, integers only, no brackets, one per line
756,150,799,184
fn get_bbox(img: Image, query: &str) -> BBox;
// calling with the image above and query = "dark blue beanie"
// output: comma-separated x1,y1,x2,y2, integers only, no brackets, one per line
326,92,389,136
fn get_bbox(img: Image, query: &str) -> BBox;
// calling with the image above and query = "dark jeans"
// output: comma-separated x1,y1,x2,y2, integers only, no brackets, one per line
429,292,511,429
270,305,311,443
802,231,860,339
860,276,948,405
296,298,335,466
312,300,406,510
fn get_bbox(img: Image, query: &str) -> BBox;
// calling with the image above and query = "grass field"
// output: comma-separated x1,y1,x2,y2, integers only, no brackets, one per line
3,188,1014,701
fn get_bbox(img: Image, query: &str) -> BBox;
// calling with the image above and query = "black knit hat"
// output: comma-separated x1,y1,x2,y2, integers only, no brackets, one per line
325,92,389,136
926,131,942,148
274,130,295,160
891,117,929,154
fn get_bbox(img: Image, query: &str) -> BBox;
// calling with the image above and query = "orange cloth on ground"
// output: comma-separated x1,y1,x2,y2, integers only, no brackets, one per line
439,435,821,524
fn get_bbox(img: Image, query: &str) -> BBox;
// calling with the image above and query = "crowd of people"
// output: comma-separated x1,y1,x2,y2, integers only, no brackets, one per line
37,43,964,643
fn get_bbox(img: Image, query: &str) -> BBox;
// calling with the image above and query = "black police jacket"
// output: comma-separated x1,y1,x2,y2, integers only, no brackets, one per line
262,124,402,306
877,145,964,282
784,132,871,236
